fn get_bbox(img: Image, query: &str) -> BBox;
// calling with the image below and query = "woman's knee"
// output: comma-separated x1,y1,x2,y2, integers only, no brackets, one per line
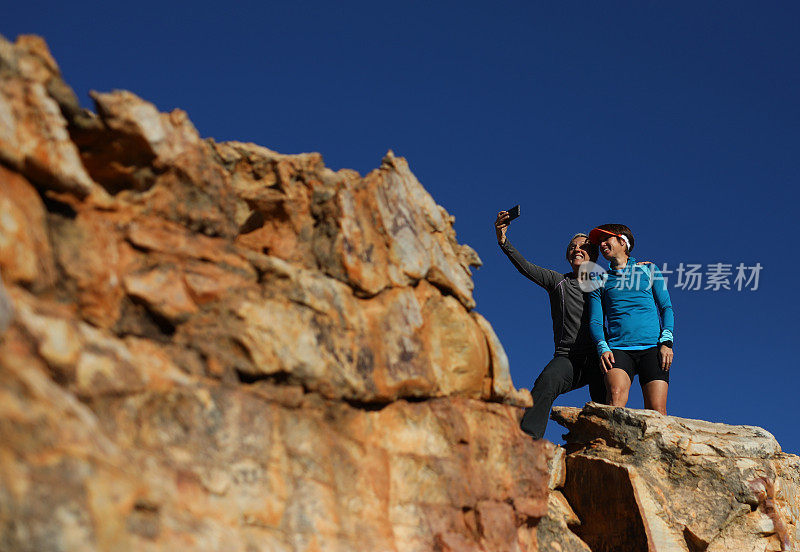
607,384,628,401
605,379,631,403
604,368,632,404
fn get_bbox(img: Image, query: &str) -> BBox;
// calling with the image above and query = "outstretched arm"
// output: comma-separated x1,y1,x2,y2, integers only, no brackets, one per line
499,241,563,291
494,211,562,291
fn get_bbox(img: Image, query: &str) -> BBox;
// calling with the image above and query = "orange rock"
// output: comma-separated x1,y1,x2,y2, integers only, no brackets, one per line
553,403,800,552
0,278,11,333
0,166,56,289
126,217,256,275
219,141,322,268
473,311,533,407
123,266,198,322
416,279,488,398
0,35,102,199
330,170,393,295
183,261,255,305
0,34,615,552
76,90,241,237
51,208,137,328
476,500,518,549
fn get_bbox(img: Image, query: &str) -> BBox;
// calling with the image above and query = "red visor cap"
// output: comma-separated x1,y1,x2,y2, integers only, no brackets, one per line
588,227,622,245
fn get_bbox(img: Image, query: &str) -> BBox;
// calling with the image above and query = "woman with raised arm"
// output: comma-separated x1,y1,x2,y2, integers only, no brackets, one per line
495,210,605,439
587,224,674,414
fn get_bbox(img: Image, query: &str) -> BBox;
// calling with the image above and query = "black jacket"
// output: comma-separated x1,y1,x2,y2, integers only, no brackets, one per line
500,240,594,356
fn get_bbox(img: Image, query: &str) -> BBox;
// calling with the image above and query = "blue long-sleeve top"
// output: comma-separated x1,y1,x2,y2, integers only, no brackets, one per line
588,257,674,355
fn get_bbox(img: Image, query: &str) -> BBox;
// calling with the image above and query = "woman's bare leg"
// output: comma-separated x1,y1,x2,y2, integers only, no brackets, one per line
605,368,632,407
642,380,668,415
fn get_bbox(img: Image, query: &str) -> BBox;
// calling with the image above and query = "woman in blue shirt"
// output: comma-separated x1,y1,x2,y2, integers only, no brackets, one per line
587,224,674,414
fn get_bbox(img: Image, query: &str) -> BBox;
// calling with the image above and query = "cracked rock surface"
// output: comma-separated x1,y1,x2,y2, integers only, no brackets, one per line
552,403,799,552
0,34,561,552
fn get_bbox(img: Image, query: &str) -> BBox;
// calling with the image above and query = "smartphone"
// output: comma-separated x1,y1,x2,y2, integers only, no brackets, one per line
506,205,521,221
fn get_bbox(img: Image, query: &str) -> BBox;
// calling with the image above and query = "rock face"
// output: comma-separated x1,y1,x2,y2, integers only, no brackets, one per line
552,404,800,552
0,34,798,552
0,33,563,552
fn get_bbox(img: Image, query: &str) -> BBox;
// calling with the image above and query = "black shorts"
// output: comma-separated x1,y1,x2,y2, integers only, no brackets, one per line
610,347,669,385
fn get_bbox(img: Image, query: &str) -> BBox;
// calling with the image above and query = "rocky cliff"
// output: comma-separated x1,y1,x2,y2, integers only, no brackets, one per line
0,35,797,552
552,405,799,552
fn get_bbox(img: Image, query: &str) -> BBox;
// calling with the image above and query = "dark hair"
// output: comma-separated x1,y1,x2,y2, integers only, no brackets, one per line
567,233,599,262
596,223,635,253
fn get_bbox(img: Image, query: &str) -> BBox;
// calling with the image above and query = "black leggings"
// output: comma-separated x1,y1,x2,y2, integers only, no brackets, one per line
520,353,605,439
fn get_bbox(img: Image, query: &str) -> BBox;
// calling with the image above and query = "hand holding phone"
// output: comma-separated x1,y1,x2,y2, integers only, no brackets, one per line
495,205,520,245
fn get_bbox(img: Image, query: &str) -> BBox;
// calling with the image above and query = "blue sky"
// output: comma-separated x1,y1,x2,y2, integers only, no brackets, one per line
5,2,799,451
